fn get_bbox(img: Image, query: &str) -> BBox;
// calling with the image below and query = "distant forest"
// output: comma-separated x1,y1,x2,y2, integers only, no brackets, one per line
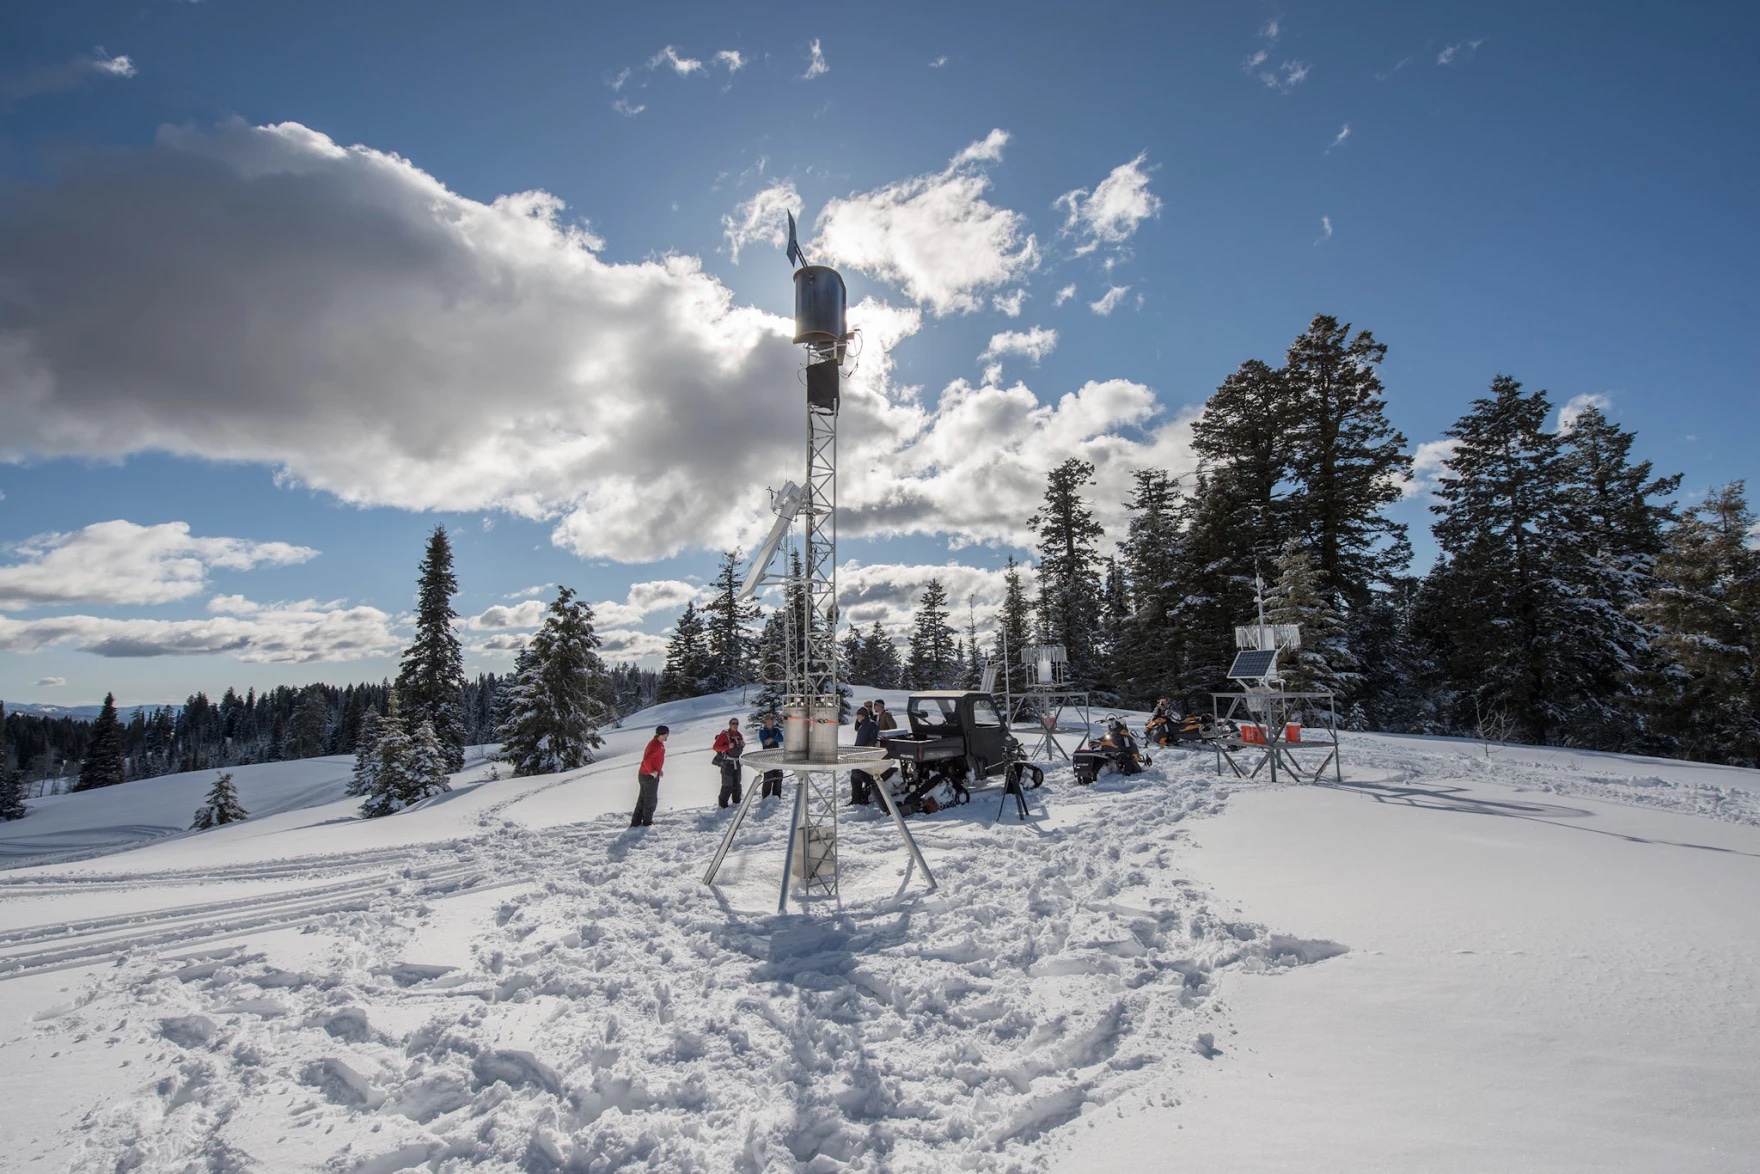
1,663,659,787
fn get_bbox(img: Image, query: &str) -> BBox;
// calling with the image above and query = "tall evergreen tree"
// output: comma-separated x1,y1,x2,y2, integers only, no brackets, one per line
1189,359,1295,543
750,606,792,719
347,707,386,797
863,621,904,690
1638,482,1760,764
840,623,868,685
287,686,331,759
495,586,611,776
907,579,960,689
1281,315,1412,607
1417,375,1610,744
1116,469,1189,705
1030,458,1106,682
701,550,760,691
75,693,126,791
397,525,468,771
1,704,25,821
0,766,24,822
1266,539,1357,697
656,601,713,702
991,556,1034,697
190,771,248,829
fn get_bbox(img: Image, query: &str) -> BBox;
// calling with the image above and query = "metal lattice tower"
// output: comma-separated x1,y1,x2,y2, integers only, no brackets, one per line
701,225,935,912
800,341,840,740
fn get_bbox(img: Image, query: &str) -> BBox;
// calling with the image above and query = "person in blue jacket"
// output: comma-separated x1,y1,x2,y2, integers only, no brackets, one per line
849,704,878,805
756,712,785,798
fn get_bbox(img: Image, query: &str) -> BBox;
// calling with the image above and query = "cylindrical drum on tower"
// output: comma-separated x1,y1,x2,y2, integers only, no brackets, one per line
782,703,810,763
807,707,842,763
793,265,847,345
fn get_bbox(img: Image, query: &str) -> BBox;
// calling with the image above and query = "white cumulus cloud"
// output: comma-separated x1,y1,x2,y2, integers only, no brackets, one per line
723,181,801,263
1402,438,1460,499
0,599,400,663
650,46,705,75
0,521,316,609
1089,285,1131,316
1054,153,1162,252
980,326,1058,366
812,129,1038,315
803,39,829,79
0,120,809,565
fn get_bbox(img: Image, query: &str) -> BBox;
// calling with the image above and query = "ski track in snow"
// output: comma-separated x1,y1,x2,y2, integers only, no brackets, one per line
6,759,1347,1173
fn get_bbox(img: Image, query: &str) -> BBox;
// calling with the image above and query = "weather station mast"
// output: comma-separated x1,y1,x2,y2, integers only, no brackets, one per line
702,214,935,912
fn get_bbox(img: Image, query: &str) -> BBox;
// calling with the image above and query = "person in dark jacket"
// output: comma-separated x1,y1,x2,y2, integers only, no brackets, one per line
712,718,746,808
756,713,785,798
631,725,668,827
849,705,878,805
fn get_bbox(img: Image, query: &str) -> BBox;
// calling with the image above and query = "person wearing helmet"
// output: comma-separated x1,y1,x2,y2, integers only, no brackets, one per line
1146,697,1177,746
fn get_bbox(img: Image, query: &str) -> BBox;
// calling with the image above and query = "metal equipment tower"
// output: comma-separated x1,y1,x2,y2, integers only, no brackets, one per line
703,214,936,911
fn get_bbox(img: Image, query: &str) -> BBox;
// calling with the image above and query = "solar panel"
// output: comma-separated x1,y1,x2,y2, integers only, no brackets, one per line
1227,649,1279,679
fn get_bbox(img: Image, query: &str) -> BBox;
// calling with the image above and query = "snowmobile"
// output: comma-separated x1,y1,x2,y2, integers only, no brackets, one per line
1072,716,1153,785
1145,710,1230,747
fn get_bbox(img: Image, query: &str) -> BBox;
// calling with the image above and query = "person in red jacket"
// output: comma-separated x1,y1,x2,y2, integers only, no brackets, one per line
631,724,668,827
711,717,746,808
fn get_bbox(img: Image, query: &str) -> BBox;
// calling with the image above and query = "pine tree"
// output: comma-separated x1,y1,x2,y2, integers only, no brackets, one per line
1555,404,1682,748
1638,482,1760,764
840,623,868,685
907,578,959,689
1417,375,1610,744
75,693,127,791
287,687,331,759
397,526,468,771
1281,316,1413,607
750,606,792,719
360,712,416,818
656,601,713,702
1189,359,1295,543
0,701,21,822
190,771,248,829
347,707,385,797
1030,458,1106,682
1266,539,1357,697
702,550,760,691
863,622,903,689
991,556,1034,697
495,586,610,776
1116,469,1189,705
0,766,24,822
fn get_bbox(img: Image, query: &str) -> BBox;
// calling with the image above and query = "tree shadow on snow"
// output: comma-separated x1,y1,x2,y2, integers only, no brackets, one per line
1318,778,1760,858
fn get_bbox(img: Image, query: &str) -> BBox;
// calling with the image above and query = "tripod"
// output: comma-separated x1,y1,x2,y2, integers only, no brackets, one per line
997,762,1033,821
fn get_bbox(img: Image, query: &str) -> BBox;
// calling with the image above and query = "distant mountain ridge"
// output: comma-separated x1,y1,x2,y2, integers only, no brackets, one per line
1,702,173,722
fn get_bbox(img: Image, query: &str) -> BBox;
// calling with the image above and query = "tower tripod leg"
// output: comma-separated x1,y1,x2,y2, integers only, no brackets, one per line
702,763,765,887
778,769,808,915
873,774,938,893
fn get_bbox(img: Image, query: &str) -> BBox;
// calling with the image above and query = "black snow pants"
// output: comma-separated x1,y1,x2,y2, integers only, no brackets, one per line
718,760,743,808
760,769,784,798
631,773,659,827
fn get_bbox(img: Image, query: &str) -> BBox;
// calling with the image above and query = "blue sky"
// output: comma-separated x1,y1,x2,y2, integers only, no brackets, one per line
1,0,1755,706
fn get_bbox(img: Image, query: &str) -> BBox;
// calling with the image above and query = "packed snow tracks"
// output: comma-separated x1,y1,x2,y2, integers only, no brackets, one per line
15,764,1347,1172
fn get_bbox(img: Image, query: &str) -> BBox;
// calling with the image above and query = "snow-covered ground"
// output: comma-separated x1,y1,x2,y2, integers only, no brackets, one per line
2,691,1757,1171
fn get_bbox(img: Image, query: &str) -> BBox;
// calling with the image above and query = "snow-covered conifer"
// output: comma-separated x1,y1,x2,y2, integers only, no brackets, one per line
75,693,127,791
656,601,712,703
907,578,959,689
191,771,248,829
495,586,609,777
397,526,468,771
1267,539,1358,698
1030,459,1106,683
347,708,383,797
